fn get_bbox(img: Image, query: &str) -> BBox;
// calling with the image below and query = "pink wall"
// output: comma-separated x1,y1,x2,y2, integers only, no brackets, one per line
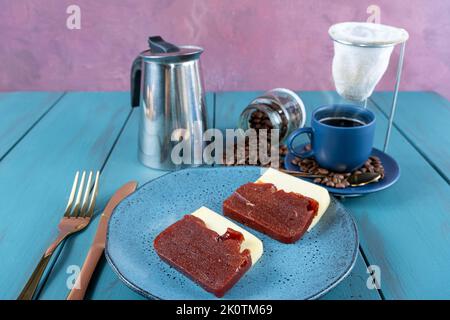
0,0,449,99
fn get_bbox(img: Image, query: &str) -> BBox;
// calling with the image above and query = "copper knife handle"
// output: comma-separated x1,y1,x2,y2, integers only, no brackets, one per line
67,244,103,300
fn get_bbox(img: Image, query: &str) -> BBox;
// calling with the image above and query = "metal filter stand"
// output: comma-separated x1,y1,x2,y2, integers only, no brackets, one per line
383,41,406,152
331,37,407,153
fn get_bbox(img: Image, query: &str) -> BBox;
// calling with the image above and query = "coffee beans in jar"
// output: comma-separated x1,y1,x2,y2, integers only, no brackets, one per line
223,89,305,168
239,88,306,142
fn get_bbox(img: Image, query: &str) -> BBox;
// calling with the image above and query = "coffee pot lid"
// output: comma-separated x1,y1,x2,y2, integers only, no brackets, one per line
140,36,203,63
329,22,409,47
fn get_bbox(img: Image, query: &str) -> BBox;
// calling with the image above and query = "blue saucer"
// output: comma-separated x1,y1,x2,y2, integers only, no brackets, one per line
284,148,400,197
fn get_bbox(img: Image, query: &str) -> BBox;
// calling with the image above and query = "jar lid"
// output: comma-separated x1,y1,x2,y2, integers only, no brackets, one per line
329,22,409,47
140,36,203,63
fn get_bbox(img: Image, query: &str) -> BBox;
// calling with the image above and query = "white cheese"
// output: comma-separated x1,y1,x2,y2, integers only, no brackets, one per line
191,206,263,266
256,168,330,231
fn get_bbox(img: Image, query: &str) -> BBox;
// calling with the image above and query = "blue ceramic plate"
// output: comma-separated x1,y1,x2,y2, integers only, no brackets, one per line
284,148,400,197
105,166,359,300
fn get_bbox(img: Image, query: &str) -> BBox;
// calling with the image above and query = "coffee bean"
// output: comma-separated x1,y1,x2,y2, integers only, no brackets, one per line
263,119,272,127
335,183,345,189
313,178,322,184
253,111,263,118
326,181,335,187
301,159,312,165
318,168,329,175
280,145,288,156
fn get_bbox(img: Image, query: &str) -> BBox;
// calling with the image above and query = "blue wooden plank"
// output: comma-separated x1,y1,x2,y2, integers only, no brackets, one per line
215,91,380,300
0,92,130,299
38,110,166,300
9,91,450,300
370,91,450,183
38,93,215,299
297,91,450,299
0,91,64,159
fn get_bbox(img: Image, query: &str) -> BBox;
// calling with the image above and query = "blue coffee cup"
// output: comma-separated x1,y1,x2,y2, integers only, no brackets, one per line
286,104,376,172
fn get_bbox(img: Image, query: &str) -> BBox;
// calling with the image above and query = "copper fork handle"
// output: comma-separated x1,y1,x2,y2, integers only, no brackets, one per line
67,245,104,300
18,234,67,300
17,253,52,300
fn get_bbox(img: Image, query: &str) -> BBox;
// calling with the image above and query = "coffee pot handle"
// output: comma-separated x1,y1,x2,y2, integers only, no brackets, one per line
130,56,142,108
131,36,180,108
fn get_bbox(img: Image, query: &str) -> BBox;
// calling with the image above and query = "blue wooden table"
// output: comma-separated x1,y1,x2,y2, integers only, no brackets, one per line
0,91,449,300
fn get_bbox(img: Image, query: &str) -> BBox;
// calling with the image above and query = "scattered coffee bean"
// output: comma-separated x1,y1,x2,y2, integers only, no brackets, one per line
223,136,288,168
279,145,288,156
294,155,385,189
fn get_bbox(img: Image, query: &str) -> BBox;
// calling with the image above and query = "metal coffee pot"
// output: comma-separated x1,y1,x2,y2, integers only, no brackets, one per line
131,36,208,170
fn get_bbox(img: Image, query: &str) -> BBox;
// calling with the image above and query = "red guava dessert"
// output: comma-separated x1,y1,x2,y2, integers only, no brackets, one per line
223,182,319,243
154,214,252,297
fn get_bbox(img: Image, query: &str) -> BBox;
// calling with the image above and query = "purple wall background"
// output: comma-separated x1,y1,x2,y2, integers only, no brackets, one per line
1,0,449,98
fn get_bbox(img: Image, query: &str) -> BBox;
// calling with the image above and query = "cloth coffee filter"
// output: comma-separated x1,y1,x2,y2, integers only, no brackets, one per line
329,22,409,102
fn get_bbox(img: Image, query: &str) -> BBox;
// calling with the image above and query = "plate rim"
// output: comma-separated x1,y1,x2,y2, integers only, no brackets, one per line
105,166,360,300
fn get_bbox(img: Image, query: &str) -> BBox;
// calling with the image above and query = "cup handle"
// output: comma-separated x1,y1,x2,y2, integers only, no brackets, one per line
286,127,314,158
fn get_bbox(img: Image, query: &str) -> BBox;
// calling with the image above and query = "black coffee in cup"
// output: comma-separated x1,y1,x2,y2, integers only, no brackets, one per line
319,117,366,128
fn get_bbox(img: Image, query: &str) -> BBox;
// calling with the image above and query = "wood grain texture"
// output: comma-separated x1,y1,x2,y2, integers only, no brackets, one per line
3,91,449,300
38,93,215,299
370,91,450,183
0,92,130,299
0,91,64,159
215,91,380,300
298,91,450,299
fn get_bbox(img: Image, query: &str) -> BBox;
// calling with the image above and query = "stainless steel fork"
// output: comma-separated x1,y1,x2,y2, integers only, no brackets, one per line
18,171,100,300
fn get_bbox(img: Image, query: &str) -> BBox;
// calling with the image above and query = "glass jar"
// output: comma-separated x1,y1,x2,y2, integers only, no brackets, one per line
238,88,306,142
